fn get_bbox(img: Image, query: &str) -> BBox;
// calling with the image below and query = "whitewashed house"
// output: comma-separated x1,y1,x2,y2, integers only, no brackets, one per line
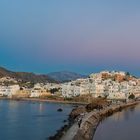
61,83,81,98
0,85,20,97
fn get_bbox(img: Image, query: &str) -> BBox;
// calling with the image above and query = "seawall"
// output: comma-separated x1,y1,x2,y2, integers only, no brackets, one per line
61,101,139,140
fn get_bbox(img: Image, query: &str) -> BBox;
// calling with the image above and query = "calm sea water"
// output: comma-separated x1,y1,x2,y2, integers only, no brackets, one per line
0,100,73,140
94,104,140,140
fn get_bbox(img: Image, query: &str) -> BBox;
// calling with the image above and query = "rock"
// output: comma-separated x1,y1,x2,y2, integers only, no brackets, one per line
63,120,67,123
69,106,86,119
86,99,110,112
86,103,102,111
57,108,63,112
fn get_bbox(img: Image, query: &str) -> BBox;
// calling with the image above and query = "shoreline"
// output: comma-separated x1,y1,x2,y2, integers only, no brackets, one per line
60,100,140,140
0,96,83,140
1,97,138,140
0,97,80,140
0,97,88,105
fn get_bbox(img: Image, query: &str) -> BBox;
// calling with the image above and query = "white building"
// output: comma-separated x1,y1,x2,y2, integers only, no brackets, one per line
61,83,80,98
61,71,140,100
30,89,41,97
0,85,20,97
108,92,126,100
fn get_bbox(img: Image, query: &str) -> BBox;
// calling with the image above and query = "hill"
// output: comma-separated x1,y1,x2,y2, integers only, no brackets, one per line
0,67,55,84
48,71,87,83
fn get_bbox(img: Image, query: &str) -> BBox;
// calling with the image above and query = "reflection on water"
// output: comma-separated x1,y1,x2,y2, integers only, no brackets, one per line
0,100,73,140
110,106,136,122
94,104,140,140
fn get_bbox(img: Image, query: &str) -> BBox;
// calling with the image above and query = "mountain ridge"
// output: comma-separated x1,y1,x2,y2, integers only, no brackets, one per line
0,67,55,83
48,71,87,82
0,67,87,83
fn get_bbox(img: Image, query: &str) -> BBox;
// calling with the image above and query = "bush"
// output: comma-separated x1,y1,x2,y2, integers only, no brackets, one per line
86,98,110,112
128,94,135,100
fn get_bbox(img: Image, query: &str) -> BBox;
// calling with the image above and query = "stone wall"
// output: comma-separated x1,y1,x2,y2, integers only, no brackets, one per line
73,102,138,140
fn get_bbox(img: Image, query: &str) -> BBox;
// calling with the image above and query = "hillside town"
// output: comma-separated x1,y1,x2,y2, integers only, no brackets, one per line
0,71,140,101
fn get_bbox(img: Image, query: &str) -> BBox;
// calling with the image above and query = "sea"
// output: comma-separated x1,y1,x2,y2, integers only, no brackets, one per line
0,99,73,140
94,103,140,140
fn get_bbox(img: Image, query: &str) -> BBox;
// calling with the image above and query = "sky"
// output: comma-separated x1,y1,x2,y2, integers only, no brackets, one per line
0,0,140,75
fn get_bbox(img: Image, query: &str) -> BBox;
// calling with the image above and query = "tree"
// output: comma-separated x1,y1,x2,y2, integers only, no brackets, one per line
128,94,135,100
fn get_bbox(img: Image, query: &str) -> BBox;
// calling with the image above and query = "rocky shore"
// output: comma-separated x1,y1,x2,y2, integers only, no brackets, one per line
60,100,139,140
48,105,87,140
